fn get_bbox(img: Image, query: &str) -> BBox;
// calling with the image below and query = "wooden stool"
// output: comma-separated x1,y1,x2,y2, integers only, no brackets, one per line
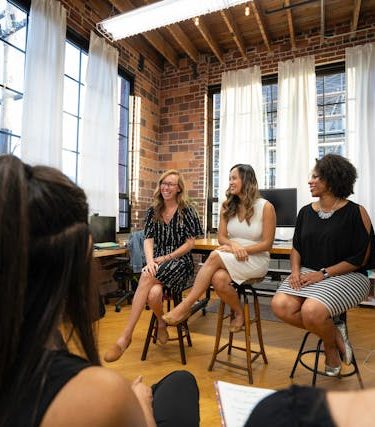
290,325,364,388
141,288,192,365
208,278,268,383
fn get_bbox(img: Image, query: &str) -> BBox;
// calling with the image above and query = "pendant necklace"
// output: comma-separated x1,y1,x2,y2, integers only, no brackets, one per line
317,198,340,220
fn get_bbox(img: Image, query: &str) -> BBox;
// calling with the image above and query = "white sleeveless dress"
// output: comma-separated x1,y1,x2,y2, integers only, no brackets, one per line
216,198,270,284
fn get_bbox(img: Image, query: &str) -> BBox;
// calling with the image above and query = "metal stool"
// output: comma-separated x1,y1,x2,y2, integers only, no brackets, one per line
208,278,268,383
290,317,364,388
141,288,192,365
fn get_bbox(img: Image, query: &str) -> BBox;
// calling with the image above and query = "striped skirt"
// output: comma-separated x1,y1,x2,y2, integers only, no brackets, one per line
277,267,370,317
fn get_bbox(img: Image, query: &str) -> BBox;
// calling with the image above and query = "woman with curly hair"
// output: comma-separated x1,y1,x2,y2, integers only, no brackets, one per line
272,154,375,377
163,164,276,332
105,169,202,363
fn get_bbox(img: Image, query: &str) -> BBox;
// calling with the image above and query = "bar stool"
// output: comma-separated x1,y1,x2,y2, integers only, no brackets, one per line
141,287,192,365
290,314,364,388
208,278,268,383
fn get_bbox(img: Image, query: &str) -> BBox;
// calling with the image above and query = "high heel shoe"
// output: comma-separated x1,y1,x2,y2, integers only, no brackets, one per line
325,364,341,377
162,310,191,326
336,321,353,365
104,339,131,363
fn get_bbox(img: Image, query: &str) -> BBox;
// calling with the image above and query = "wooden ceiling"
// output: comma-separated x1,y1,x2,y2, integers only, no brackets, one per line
104,0,375,68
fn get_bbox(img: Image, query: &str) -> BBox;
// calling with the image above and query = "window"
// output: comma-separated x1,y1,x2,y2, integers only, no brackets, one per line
0,0,27,157
1,0,133,231
208,65,345,230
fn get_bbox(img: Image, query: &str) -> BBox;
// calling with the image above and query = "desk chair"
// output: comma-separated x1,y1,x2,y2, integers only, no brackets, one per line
290,313,364,388
141,286,193,365
208,278,268,383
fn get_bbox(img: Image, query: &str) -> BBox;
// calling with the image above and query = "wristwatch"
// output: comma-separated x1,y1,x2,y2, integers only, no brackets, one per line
320,268,330,279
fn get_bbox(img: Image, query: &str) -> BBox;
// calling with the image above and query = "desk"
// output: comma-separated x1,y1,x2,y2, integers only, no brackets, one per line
93,247,127,258
193,238,292,256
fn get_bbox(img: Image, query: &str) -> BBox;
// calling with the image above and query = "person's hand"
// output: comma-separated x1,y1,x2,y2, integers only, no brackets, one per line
153,256,165,265
299,271,323,287
131,376,153,407
131,376,156,427
217,244,233,253
231,245,248,261
141,261,158,277
288,272,303,290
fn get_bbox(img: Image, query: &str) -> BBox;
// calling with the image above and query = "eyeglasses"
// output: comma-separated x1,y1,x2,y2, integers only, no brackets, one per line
160,182,178,188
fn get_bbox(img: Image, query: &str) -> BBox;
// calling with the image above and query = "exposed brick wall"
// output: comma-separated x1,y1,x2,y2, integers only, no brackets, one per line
161,24,375,229
59,0,375,231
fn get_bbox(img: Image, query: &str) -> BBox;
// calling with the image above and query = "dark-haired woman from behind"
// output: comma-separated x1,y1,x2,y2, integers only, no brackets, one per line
163,164,276,332
0,155,199,427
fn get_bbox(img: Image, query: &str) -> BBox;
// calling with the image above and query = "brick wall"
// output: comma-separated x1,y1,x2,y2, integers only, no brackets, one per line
160,24,375,229
59,0,375,231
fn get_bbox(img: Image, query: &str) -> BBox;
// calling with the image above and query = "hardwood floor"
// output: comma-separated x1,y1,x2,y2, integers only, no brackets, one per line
97,295,375,427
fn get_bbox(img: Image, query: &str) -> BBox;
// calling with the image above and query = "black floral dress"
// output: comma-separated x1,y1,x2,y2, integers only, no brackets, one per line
144,205,203,293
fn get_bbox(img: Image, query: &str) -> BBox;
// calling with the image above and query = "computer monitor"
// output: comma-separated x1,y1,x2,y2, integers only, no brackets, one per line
259,188,297,227
89,215,116,243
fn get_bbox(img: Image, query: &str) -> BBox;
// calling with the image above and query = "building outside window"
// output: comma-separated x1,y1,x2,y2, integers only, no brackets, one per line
208,66,346,230
1,0,132,231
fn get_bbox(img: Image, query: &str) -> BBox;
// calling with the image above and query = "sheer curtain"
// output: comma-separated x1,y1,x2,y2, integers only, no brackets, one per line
79,31,119,219
21,0,66,168
219,66,265,201
346,43,375,223
276,56,318,210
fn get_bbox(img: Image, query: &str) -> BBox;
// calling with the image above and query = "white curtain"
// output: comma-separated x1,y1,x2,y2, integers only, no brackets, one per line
79,31,119,220
276,56,318,210
346,43,375,223
21,0,66,168
218,66,265,201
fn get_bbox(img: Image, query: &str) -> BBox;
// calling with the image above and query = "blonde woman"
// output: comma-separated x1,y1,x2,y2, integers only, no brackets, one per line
105,169,202,363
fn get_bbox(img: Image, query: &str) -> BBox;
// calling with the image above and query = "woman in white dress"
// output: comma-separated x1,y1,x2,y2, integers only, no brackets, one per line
163,164,276,331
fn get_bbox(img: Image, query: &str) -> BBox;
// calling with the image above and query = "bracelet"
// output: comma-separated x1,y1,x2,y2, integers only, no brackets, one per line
320,268,330,279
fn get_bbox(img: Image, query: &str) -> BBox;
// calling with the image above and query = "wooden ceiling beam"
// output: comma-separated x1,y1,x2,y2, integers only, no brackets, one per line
167,24,200,63
284,0,296,50
251,0,272,51
220,9,247,60
351,0,362,32
194,16,225,64
110,0,180,68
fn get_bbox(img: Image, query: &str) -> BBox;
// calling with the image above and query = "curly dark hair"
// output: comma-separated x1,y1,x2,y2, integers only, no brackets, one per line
314,154,357,198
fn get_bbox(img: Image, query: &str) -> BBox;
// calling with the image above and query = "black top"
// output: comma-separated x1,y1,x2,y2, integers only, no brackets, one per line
144,205,203,292
15,350,90,427
293,200,375,274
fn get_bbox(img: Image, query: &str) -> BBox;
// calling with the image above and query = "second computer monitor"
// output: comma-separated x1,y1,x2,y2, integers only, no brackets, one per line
259,188,297,227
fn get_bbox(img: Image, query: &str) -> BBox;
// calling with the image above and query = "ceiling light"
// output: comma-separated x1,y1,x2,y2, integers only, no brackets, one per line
245,5,250,16
97,0,250,41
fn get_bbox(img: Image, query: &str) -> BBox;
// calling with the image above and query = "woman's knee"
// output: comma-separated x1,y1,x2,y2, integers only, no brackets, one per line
271,294,298,319
300,302,329,329
147,284,163,305
211,270,231,291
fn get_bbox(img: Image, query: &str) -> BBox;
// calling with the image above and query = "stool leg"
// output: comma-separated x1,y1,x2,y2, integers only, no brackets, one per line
351,352,364,389
176,322,187,365
228,310,234,355
243,294,253,384
141,313,157,361
183,320,193,347
252,289,268,364
208,300,225,371
290,332,310,378
312,339,324,386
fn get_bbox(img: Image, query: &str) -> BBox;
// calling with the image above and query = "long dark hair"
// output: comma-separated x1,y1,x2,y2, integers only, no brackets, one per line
0,155,100,425
222,164,260,224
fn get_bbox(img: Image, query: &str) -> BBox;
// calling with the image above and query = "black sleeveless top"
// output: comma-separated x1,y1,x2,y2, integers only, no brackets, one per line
16,350,91,427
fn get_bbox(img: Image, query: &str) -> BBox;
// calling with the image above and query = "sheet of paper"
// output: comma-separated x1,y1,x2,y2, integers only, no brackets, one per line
215,380,275,427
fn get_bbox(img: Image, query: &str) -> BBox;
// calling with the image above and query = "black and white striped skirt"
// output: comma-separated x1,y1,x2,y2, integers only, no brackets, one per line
277,267,371,317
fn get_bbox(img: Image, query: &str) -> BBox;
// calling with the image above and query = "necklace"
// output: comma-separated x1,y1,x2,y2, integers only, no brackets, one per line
317,198,340,220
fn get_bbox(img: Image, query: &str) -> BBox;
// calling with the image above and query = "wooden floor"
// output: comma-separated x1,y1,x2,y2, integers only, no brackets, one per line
97,295,375,427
